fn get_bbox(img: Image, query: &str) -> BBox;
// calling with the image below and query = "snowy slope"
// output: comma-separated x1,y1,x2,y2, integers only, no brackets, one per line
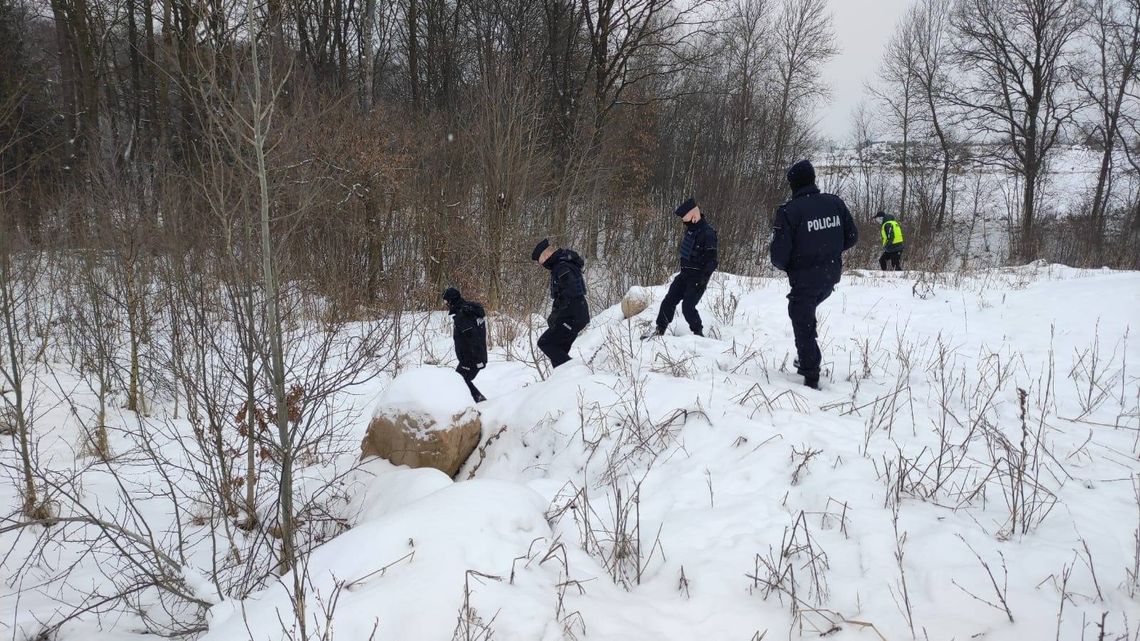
198,265,1140,641
3,265,1138,641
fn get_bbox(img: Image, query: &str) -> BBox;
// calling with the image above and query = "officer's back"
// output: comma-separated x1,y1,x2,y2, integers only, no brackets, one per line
770,161,858,290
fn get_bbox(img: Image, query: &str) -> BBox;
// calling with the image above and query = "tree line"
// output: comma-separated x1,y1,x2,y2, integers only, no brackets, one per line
864,0,1140,266
3,0,1137,309
0,0,843,314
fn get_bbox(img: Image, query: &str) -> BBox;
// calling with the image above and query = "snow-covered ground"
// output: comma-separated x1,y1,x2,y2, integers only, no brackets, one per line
4,264,1139,640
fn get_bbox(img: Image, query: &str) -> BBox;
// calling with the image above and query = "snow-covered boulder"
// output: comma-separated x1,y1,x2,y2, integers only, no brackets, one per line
361,367,481,477
620,286,654,319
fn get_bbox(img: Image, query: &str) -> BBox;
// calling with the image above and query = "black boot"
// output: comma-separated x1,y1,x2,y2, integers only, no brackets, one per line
794,359,808,376
641,326,666,340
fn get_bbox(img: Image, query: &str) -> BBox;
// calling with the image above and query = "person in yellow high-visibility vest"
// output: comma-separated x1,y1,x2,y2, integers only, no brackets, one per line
873,211,904,271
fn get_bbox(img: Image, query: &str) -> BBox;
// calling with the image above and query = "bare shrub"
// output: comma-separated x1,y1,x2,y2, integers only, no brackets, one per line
979,388,1059,537
1127,475,1140,599
790,446,823,486
748,511,832,631
889,505,917,638
1067,327,1129,420
708,277,739,326
546,476,665,590
453,570,501,641
732,384,809,418
951,534,1015,623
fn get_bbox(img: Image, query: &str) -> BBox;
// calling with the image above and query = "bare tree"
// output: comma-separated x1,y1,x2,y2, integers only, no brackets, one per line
241,4,301,578
581,0,712,126
0,86,47,519
950,0,1087,262
46,0,100,163
576,0,715,252
870,9,920,223
770,0,837,170
468,69,549,306
358,0,397,110
1114,51,1140,260
912,0,957,230
1074,0,1140,258
719,0,776,190
0,217,43,518
69,250,123,460
849,101,887,218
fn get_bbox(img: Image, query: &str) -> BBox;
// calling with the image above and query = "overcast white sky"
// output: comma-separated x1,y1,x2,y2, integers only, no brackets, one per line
816,0,913,142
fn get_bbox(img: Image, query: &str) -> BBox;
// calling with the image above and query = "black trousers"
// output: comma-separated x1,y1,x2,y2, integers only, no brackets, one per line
787,285,833,381
538,300,589,368
879,251,902,271
656,271,707,333
456,363,486,402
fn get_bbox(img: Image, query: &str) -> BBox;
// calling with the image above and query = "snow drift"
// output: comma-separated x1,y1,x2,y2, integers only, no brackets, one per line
4,265,1138,641
197,265,1140,641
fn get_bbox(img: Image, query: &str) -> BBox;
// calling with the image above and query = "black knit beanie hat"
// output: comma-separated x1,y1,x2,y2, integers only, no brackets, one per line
786,159,816,190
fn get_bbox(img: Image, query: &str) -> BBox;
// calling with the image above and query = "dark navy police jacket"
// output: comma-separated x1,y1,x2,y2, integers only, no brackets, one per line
546,249,588,312
450,299,488,366
679,219,719,280
769,185,858,289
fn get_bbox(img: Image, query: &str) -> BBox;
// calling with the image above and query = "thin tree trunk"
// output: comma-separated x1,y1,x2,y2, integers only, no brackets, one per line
127,0,142,144
144,0,156,150
408,0,420,110
242,217,258,524
360,0,376,110
244,0,297,579
0,249,36,516
1089,61,1136,258
1021,163,1038,262
125,255,142,413
923,68,952,230
900,107,909,223
1090,144,1113,256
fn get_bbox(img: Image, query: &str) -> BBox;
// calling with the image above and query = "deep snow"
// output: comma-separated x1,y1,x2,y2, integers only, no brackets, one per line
205,264,1140,641
371,366,477,429
3,264,1139,641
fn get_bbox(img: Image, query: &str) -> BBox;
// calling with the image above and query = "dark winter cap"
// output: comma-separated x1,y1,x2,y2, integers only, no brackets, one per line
442,287,461,303
786,159,816,190
674,197,698,217
531,238,550,261
873,211,886,219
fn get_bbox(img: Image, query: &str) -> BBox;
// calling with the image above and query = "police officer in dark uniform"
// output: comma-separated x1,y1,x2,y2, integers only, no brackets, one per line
532,239,590,368
769,159,858,389
644,197,719,338
443,287,488,402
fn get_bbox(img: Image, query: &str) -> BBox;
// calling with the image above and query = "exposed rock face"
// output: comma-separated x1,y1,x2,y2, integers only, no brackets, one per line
360,367,482,477
621,287,654,319
361,409,482,477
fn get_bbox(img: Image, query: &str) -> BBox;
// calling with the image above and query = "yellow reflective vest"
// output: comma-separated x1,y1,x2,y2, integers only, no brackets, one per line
880,219,904,250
